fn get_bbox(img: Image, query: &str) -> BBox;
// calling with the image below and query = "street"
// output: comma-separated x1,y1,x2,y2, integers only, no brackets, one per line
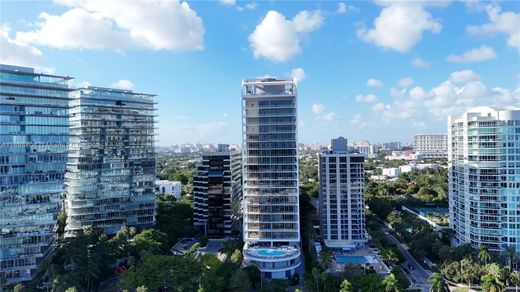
378,219,432,291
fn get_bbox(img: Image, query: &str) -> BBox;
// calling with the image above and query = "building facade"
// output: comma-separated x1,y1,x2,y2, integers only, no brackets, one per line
241,78,301,279
0,65,71,284
319,137,367,249
414,133,448,159
193,145,242,237
64,86,156,236
155,180,182,198
448,107,520,252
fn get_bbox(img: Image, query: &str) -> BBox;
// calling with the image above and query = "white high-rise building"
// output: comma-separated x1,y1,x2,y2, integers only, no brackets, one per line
319,137,367,249
449,106,520,252
414,133,448,158
241,78,301,279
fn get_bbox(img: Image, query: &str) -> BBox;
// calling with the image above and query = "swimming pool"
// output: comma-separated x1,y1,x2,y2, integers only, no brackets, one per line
335,256,368,264
257,249,287,257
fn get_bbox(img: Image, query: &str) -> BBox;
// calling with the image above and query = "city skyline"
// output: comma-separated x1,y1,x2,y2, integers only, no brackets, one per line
1,0,519,145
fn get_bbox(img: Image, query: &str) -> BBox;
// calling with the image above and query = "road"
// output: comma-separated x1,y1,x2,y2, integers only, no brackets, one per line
378,219,432,291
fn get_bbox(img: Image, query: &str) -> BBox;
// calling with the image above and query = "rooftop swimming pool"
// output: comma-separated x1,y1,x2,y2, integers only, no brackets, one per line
336,256,369,264
257,249,287,257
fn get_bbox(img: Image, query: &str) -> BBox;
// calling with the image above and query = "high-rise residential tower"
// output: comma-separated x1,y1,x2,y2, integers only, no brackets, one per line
449,106,520,252
0,65,71,285
241,78,301,279
64,86,156,236
193,144,242,237
319,137,367,249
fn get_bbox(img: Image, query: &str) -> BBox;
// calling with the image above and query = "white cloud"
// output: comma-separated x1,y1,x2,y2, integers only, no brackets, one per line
467,3,520,53
312,103,325,114
409,86,428,100
372,102,386,112
219,0,236,6
398,77,414,88
446,45,497,63
449,69,480,83
0,25,47,70
366,78,383,87
112,79,135,90
322,112,338,121
248,10,323,62
292,10,323,33
350,114,363,125
381,71,518,121
356,2,442,52
291,67,306,82
337,2,347,14
412,57,430,68
337,2,359,14
16,0,205,52
245,2,257,10
355,94,378,103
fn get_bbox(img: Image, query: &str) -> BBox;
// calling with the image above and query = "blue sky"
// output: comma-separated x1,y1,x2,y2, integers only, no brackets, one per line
1,0,519,145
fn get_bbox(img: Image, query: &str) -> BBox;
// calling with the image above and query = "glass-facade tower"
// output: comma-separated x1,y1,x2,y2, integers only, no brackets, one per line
0,64,71,284
193,144,242,238
449,106,520,252
241,78,301,279
64,86,156,236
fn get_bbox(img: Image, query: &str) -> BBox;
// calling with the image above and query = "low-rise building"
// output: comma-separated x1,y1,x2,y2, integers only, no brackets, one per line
382,167,401,177
155,180,182,198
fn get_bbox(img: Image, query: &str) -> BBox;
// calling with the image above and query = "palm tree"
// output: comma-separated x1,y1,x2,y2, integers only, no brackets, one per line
482,274,505,292
428,272,448,292
479,245,491,264
504,245,517,268
340,279,352,292
319,250,333,270
382,274,401,292
312,267,320,292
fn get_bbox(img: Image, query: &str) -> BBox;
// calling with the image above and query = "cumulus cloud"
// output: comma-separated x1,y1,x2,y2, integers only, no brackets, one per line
350,114,363,125
312,103,338,121
381,70,518,121
449,70,480,83
219,0,236,6
249,10,323,62
356,94,378,103
412,57,430,68
312,103,325,114
366,78,383,87
16,0,205,52
322,112,338,121
467,3,520,52
446,45,497,63
356,2,442,52
291,67,306,82
0,25,48,71
398,77,414,88
337,2,348,14
112,79,135,90
245,2,257,10
372,102,386,112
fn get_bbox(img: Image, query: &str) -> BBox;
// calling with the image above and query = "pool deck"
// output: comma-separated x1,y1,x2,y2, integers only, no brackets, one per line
331,248,391,275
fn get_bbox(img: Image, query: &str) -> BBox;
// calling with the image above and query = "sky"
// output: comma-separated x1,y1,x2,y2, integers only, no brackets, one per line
1,0,519,145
